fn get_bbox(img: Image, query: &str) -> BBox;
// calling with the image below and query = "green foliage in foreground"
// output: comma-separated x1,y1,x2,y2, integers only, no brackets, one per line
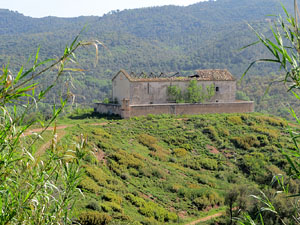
0,36,95,223
50,112,299,224
235,0,300,224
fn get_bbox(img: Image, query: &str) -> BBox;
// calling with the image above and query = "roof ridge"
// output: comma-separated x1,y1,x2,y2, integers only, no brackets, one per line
113,69,236,82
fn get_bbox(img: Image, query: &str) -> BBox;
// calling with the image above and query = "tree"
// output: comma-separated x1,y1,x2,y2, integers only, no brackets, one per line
0,35,98,224
167,80,215,103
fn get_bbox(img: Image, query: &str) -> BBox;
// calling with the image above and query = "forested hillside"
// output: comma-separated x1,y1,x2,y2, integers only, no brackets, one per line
0,0,295,116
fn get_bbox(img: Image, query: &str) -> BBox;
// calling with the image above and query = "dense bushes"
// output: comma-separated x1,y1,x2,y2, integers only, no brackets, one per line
108,149,145,173
71,113,294,223
125,193,177,222
185,156,219,171
78,211,112,225
138,134,158,147
203,126,220,142
231,135,260,150
139,202,177,222
178,188,224,210
227,115,243,125
78,176,101,193
138,133,164,152
173,148,188,157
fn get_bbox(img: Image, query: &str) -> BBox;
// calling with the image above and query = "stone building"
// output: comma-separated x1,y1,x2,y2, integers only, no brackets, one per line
112,69,236,105
95,69,254,118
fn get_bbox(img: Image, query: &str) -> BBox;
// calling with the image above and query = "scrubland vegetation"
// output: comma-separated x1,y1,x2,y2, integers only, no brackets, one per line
35,112,297,224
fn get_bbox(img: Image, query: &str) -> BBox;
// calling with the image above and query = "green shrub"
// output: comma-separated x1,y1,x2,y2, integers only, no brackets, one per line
149,144,165,152
173,148,188,157
107,202,123,213
138,201,177,222
231,135,260,150
203,126,220,142
129,168,140,177
193,196,211,210
139,205,155,218
78,211,112,225
168,184,183,193
142,217,160,225
166,212,178,222
108,150,144,171
100,203,111,212
84,153,98,165
78,176,101,193
196,174,216,187
192,190,223,210
167,80,215,103
138,134,158,147
219,127,230,137
241,114,250,121
86,201,100,211
257,135,269,146
240,152,268,180
125,194,146,207
251,125,279,139
85,165,109,186
167,85,183,103
113,213,131,221
227,115,243,125
149,150,168,161
186,156,219,171
91,127,112,139
236,91,250,101
257,115,287,127
151,168,165,178
102,192,122,204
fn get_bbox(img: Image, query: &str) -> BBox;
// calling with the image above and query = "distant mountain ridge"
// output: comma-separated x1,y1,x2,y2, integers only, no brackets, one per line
0,0,293,103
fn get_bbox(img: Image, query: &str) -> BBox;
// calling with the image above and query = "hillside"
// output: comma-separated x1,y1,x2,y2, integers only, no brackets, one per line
0,0,293,105
28,112,299,224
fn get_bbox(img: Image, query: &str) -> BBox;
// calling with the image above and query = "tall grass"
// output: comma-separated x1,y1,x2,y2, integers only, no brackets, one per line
239,0,300,224
0,35,98,224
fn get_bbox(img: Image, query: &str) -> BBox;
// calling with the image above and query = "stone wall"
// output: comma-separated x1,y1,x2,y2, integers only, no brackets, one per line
94,103,121,116
94,101,254,119
112,72,130,104
128,101,254,118
129,80,236,105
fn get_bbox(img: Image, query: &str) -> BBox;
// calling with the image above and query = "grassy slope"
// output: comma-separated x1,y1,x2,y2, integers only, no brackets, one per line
48,113,296,224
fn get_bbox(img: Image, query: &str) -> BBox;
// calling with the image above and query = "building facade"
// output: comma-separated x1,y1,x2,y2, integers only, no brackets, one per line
95,69,254,118
112,69,236,105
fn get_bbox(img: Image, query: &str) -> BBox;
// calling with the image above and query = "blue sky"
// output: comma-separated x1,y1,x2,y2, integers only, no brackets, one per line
1,0,205,18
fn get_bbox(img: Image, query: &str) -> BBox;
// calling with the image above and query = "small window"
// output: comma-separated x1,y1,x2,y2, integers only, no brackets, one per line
216,86,219,92
147,83,150,94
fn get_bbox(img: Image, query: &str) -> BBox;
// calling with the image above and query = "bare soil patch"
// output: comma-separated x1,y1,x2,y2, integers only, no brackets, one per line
185,211,224,225
207,145,220,154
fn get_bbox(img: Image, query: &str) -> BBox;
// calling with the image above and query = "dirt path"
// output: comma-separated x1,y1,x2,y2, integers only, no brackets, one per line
23,125,70,136
23,122,109,137
35,129,67,157
24,122,109,156
185,211,224,225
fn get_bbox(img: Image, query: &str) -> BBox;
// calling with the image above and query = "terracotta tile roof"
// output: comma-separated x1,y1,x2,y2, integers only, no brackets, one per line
112,69,235,82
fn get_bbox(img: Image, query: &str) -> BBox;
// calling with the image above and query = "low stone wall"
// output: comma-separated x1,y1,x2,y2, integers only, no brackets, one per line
94,103,121,116
128,101,254,118
94,101,254,118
